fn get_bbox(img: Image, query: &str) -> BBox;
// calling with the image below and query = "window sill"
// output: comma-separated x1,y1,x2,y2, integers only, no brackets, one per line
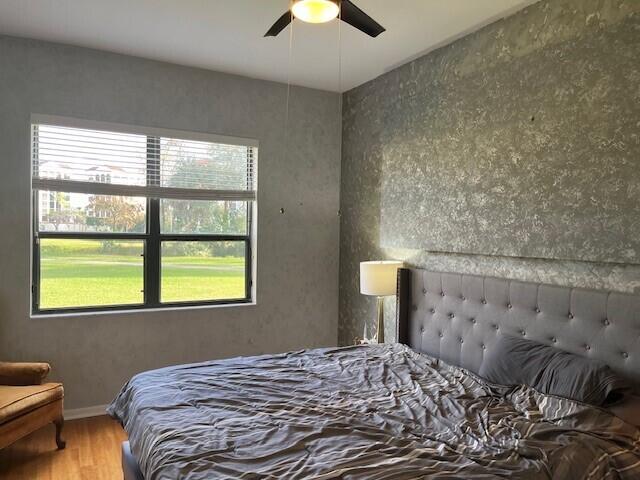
30,301,257,319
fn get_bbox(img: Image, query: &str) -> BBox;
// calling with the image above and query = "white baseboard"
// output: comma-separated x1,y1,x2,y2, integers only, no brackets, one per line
64,404,109,420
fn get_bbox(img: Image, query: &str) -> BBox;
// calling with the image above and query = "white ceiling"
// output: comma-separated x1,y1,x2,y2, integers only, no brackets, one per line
0,0,537,92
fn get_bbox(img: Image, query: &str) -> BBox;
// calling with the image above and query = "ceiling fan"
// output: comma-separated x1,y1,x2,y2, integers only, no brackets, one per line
265,0,385,38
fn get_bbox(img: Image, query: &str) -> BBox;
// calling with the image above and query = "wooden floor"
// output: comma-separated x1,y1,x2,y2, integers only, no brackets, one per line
0,415,127,480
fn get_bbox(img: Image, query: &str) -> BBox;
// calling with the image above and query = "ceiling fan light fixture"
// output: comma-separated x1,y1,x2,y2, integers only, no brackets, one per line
291,0,340,24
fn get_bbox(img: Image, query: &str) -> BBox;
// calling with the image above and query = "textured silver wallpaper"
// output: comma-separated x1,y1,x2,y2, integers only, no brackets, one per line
0,36,341,409
339,0,640,345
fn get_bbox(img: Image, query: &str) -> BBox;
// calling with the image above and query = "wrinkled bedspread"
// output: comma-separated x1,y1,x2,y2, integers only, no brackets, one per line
108,344,640,479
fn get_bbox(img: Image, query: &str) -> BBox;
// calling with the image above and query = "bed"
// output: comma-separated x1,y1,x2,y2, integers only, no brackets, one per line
109,269,640,479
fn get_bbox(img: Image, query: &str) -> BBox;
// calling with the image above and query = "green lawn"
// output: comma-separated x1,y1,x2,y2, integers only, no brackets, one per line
39,239,246,309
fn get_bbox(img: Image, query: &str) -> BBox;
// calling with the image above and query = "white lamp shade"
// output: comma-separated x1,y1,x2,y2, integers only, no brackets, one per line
360,261,403,296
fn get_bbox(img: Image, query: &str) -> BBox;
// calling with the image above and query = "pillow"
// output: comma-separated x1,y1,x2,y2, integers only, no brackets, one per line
478,335,631,406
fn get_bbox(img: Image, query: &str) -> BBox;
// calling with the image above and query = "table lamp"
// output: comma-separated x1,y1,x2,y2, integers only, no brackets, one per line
360,261,403,343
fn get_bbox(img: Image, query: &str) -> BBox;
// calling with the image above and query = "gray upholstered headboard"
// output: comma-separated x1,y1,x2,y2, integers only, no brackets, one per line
396,269,640,383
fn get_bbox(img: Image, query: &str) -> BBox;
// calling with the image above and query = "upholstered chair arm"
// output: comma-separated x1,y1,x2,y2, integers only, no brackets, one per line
0,361,51,385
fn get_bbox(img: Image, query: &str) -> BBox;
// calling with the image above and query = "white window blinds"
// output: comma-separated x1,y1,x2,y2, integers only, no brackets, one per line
31,116,257,201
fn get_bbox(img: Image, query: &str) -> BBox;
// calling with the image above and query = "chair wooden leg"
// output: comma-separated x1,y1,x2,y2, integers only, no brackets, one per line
54,417,66,449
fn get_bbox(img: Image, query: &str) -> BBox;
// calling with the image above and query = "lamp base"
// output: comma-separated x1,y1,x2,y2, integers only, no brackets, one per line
376,296,384,344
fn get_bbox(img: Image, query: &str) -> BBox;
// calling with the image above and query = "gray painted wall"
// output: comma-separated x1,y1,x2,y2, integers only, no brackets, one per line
339,0,640,345
0,36,341,409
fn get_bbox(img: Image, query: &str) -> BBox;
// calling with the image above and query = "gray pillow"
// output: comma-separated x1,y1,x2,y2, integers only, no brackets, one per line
478,335,630,406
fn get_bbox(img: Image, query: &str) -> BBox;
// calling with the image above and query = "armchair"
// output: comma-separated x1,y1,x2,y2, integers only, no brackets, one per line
0,361,65,450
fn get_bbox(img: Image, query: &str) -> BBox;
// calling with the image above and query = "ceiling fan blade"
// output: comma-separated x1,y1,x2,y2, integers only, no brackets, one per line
264,11,293,37
340,0,385,37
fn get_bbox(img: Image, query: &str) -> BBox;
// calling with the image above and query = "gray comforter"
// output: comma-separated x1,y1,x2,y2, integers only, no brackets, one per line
108,344,640,479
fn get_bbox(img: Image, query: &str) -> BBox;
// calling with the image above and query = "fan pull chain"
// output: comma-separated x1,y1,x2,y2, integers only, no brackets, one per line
282,2,294,216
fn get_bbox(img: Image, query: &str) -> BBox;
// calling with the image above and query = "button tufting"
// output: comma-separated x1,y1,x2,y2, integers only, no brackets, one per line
568,313,574,319
604,319,610,326
481,344,486,350
430,308,435,314
449,313,455,319
440,292,445,297
493,324,499,331
535,307,541,313
585,345,590,351
551,337,557,343
623,352,629,359
422,288,427,294
459,338,464,344
439,332,444,338
461,296,466,301
482,299,487,305
471,318,477,324
420,326,425,333
521,330,526,336
507,303,513,309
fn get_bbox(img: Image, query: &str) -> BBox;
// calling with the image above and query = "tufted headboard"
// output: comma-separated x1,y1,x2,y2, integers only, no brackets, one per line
396,268,640,383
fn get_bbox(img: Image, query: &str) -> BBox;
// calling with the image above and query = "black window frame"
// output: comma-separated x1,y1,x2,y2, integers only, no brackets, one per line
32,134,253,315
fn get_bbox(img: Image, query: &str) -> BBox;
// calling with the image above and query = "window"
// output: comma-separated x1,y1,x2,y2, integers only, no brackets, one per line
31,116,257,313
